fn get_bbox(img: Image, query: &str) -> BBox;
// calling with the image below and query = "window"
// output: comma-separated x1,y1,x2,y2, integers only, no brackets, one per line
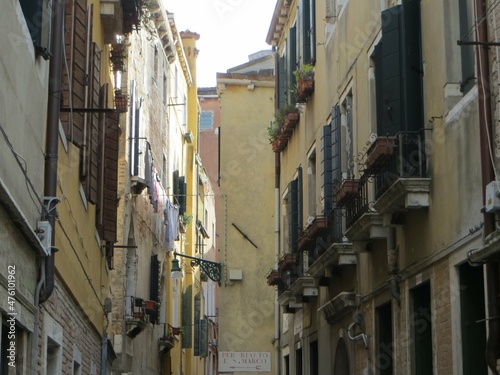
411,282,433,375
295,347,303,375
19,0,52,59
309,340,319,375
375,1,423,136
458,0,475,93
376,302,393,375
298,0,316,65
333,338,349,374
284,355,290,375
46,338,62,375
341,93,354,179
307,149,317,216
200,110,214,130
459,263,487,375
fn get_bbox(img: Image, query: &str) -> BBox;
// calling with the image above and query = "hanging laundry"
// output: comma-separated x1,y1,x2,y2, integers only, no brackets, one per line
163,200,179,252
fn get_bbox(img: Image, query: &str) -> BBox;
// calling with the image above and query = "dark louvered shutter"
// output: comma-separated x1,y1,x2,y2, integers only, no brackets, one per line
331,105,342,188
309,0,316,64
301,0,311,64
297,167,303,233
194,319,208,357
331,106,343,240
378,2,423,135
374,43,384,130
60,0,89,146
182,285,193,348
287,25,297,105
379,5,402,136
321,125,332,215
173,170,180,204
400,0,423,133
85,42,101,204
179,176,187,215
288,179,299,252
101,112,119,243
149,255,160,324
459,0,475,93
278,57,287,108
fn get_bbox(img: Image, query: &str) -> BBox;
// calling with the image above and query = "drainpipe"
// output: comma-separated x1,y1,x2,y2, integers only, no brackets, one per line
40,0,64,303
475,0,500,372
273,48,281,375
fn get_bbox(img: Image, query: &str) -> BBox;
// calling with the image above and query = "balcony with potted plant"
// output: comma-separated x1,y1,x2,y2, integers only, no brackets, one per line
278,253,298,273
266,269,282,286
366,130,431,215
268,105,300,153
298,215,329,251
293,63,315,103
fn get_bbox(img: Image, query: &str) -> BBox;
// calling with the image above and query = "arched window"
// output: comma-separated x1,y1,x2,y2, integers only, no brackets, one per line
333,338,350,375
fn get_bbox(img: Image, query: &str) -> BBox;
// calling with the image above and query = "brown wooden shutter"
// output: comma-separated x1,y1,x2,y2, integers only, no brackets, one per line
85,42,101,204
101,112,120,243
60,0,89,147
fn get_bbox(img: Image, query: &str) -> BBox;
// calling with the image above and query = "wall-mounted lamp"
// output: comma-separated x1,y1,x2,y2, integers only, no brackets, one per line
170,251,222,284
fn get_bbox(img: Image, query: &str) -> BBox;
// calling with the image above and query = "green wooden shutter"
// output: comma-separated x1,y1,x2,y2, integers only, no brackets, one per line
400,0,423,133
288,179,299,252
310,0,316,64
331,106,342,188
297,167,303,234
459,0,475,93
378,1,423,135
149,255,160,324
287,26,297,105
179,176,187,215
181,285,192,348
379,5,402,136
321,125,332,215
301,0,311,64
173,170,180,205
278,56,287,108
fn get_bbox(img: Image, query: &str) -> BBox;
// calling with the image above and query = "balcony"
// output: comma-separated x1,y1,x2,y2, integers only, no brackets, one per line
307,242,355,278
318,292,358,324
368,131,430,214
298,215,329,251
341,177,385,241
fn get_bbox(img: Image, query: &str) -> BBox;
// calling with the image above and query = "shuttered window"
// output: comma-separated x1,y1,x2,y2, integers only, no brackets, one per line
297,167,303,234
376,1,423,136
321,125,333,215
278,57,287,109
99,111,120,244
19,0,52,59
182,285,193,348
149,255,160,325
288,179,299,252
459,0,475,93
178,176,187,215
287,26,297,106
300,0,316,65
194,319,208,357
60,0,90,147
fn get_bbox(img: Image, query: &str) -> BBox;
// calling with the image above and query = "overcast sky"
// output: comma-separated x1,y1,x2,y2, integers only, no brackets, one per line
165,0,277,87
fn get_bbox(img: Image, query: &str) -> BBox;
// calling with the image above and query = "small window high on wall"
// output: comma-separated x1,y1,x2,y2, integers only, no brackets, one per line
19,0,52,59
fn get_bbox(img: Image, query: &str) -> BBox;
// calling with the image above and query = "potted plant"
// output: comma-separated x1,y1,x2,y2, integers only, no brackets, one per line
266,269,282,286
144,300,161,314
179,213,193,233
335,179,361,207
269,105,300,152
278,253,298,272
365,137,397,171
293,63,315,102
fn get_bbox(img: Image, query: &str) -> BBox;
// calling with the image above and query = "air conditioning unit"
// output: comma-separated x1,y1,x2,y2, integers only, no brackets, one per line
485,181,500,213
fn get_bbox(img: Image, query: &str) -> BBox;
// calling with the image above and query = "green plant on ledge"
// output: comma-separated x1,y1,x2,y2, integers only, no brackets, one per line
267,104,300,145
293,63,315,81
180,213,193,226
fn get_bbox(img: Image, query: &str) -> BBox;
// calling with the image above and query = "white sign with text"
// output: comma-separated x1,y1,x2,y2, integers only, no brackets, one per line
219,351,271,372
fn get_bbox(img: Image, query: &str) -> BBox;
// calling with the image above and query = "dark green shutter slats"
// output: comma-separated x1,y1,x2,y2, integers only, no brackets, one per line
297,167,303,234
149,255,160,324
310,0,316,64
288,26,297,105
459,0,475,93
278,57,287,109
331,106,342,188
321,125,332,215
181,285,192,348
179,176,186,215
194,319,208,357
377,1,423,136
288,179,299,252
301,0,312,64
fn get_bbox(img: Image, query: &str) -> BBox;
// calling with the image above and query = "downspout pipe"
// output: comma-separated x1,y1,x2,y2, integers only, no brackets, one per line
475,0,500,372
40,0,65,303
273,48,281,375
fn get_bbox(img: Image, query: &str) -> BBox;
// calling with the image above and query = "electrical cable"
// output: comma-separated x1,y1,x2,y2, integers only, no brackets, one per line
0,123,43,214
